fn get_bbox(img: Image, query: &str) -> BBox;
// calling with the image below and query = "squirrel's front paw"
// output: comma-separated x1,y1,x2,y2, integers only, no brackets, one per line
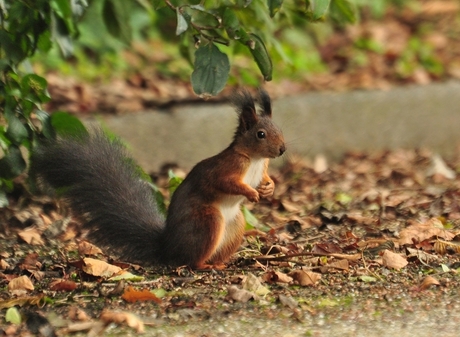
257,180,274,198
246,189,260,203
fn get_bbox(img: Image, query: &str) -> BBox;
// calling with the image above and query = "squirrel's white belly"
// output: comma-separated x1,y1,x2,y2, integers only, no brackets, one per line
219,158,265,225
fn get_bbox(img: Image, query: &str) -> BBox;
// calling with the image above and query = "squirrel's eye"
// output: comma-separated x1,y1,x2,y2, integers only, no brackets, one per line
257,131,266,139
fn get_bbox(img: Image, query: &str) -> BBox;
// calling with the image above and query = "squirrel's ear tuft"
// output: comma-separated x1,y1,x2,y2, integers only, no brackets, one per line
258,87,272,117
232,89,258,133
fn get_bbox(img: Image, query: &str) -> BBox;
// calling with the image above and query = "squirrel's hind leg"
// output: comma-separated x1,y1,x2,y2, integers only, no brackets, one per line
208,211,245,266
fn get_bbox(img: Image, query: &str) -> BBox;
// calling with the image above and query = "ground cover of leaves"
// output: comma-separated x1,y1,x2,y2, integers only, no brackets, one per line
1,148,460,336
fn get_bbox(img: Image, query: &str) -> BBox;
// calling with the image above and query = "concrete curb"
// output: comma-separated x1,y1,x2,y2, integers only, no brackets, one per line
95,80,460,172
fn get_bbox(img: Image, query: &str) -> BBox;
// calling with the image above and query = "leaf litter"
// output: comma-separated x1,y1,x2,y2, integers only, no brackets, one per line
2,148,460,335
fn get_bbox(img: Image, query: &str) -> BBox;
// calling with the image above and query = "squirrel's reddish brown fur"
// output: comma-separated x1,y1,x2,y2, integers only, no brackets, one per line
31,88,285,269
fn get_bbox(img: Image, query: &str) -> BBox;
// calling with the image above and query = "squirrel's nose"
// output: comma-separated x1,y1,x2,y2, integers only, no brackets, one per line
279,144,286,156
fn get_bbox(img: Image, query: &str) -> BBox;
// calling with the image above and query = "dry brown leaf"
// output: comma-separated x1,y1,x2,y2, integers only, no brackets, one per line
100,310,145,333
227,285,255,303
8,275,34,293
17,228,44,245
121,286,161,304
242,273,270,296
262,270,293,284
289,270,321,286
329,253,362,261
1,259,10,270
398,218,455,245
280,198,301,213
279,294,299,309
78,241,103,256
67,321,106,333
321,259,349,273
68,306,90,321
49,279,78,292
427,154,456,180
313,154,328,174
381,250,408,270
82,258,121,277
433,239,460,255
406,248,438,264
19,253,41,270
418,276,440,291
0,296,44,309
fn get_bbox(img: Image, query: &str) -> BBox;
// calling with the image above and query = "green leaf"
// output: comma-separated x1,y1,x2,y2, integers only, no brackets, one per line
5,113,28,145
37,30,53,53
0,31,26,63
176,8,188,35
21,74,50,104
102,0,132,44
109,272,144,282
358,275,377,283
187,5,220,28
35,110,55,139
51,13,74,57
151,0,167,10
329,0,356,24
268,0,284,18
51,0,73,19
50,111,88,137
5,307,21,324
168,170,184,195
223,8,242,40
0,145,27,179
307,0,331,20
247,33,273,81
242,205,259,229
0,189,8,207
0,127,12,149
191,43,230,97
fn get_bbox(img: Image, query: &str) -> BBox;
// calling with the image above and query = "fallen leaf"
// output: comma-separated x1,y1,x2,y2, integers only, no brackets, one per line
398,218,455,245
262,270,293,284
49,279,77,292
242,273,270,296
312,242,342,254
314,154,328,174
17,228,44,245
8,275,34,293
121,286,162,304
418,276,440,291
109,271,144,282
227,285,255,303
279,294,299,309
78,241,103,256
5,307,21,324
381,250,408,270
289,270,321,286
320,259,349,273
427,154,456,180
1,259,10,270
100,310,145,333
358,275,377,283
82,258,121,277
68,306,90,321
0,296,44,309
406,248,438,264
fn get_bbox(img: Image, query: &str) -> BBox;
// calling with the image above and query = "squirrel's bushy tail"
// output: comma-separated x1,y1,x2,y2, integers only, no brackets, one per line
30,130,164,264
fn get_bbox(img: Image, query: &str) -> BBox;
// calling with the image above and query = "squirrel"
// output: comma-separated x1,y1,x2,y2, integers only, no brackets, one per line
31,88,286,269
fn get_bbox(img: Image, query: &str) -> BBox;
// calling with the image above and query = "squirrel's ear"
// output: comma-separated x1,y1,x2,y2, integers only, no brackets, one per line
233,89,258,133
258,87,272,117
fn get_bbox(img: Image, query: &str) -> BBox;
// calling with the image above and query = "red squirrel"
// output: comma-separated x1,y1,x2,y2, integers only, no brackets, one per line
31,88,285,269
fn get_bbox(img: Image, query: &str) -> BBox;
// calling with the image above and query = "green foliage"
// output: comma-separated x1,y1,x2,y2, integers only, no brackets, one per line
165,0,357,96
0,0,87,204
